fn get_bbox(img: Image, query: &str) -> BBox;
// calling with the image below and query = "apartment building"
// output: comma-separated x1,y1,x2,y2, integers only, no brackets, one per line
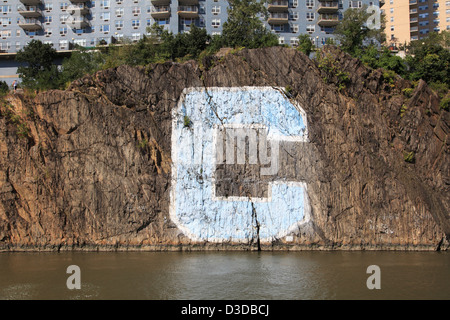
383,0,449,46
0,0,379,84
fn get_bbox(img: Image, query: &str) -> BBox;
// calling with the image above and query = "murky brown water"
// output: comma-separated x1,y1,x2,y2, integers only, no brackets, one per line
0,251,449,300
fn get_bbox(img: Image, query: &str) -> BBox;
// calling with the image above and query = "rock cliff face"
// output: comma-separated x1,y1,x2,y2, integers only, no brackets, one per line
0,46,448,251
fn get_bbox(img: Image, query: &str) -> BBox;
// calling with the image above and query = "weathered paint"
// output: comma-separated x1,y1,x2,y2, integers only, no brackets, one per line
170,87,310,243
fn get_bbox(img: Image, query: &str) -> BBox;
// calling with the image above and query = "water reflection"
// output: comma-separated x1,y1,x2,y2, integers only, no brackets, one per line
0,251,449,300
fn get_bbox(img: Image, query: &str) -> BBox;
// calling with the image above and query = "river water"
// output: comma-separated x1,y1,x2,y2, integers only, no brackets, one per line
0,251,449,300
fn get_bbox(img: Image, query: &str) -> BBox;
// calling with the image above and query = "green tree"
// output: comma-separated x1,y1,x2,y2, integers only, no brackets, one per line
405,32,450,86
221,0,278,49
15,40,60,90
360,45,406,75
334,7,384,56
59,47,104,86
297,34,314,56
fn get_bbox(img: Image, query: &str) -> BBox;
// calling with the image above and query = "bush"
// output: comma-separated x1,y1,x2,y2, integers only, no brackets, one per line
440,94,450,111
0,81,8,95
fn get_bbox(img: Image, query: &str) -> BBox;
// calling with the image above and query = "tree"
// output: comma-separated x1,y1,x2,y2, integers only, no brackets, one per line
15,40,59,90
297,34,314,56
360,45,406,76
59,47,104,86
334,7,384,56
221,0,278,49
405,32,450,86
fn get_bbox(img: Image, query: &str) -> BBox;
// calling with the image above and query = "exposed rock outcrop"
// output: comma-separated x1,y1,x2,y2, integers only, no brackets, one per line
0,46,448,251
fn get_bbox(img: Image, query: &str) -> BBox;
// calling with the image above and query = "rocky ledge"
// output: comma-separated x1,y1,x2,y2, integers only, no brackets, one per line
0,46,448,251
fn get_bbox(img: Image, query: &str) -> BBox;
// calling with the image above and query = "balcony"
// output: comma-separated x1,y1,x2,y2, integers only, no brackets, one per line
179,0,198,4
151,0,171,5
410,8,418,14
69,0,90,2
317,1,338,13
151,6,171,18
177,6,198,18
410,17,418,23
18,18,42,30
410,26,418,32
18,5,42,18
379,0,384,7
268,12,289,24
409,0,417,4
19,0,42,5
70,4,90,15
318,14,339,26
268,1,289,12
67,17,90,28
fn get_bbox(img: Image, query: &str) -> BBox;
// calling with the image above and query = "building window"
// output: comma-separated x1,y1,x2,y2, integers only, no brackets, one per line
349,1,362,8
45,3,53,11
290,37,299,46
132,6,141,15
100,24,110,33
1,17,12,26
100,12,110,21
0,30,11,39
146,18,152,26
271,24,284,32
60,26,68,35
115,20,123,29
60,2,68,11
306,12,314,21
132,19,140,28
306,24,315,33
59,40,68,49
131,33,141,42
212,6,220,15
60,14,69,23
115,8,124,17
44,28,52,36
0,5,12,13
390,25,394,31
306,0,314,8
212,19,221,28
100,0,110,9
44,16,53,24
156,18,169,25
418,5,428,10
290,12,299,20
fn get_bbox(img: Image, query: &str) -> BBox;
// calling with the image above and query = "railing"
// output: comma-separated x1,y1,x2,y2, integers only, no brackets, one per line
269,0,288,6
177,6,198,12
270,12,289,19
17,18,42,30
152,6,170,12
410,26,418,32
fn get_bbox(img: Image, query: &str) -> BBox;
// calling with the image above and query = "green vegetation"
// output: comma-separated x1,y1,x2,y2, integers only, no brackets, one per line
403,151,415,163
297,34,314,56
11,5,449,109
138,138,149,149
0,102,30,139
0,81,9,95
219,0,278,49
316,51,350,91
15,40,60,90
183,115,192,128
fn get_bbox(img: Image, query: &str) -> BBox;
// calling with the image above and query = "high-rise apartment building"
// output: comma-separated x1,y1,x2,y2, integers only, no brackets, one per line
383,0,449,46
0,0,379,84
